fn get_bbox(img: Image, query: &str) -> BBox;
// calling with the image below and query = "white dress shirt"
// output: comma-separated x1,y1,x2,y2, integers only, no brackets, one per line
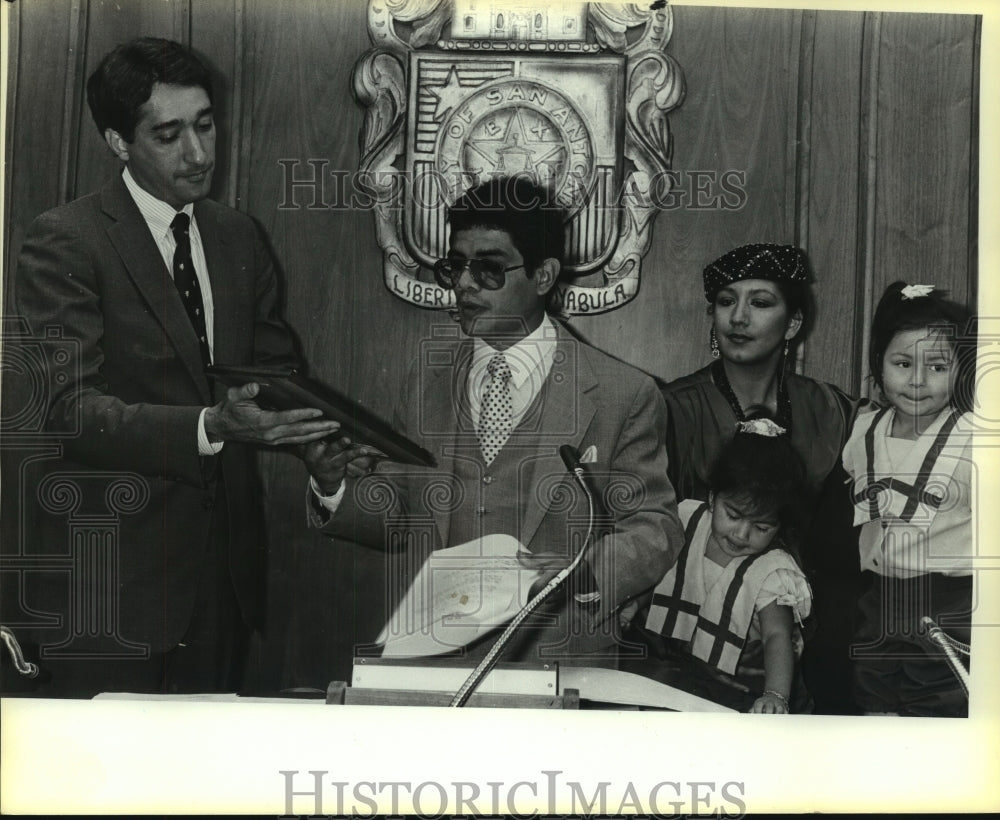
122,167,221,456
467,313,558,434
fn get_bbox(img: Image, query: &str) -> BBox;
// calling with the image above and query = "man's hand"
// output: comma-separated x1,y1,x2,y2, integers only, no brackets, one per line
204,382,342,446
302,435,385,496
618,599,640,631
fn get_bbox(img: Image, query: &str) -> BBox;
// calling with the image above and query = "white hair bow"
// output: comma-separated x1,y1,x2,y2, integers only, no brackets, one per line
901,284,934,300
735,418,787,437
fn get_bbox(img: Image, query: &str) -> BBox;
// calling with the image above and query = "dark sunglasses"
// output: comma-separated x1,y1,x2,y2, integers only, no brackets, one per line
432,258,526,291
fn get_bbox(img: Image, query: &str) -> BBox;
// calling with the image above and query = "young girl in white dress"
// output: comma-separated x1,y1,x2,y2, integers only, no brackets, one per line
622,426,813,713
843,281,975,717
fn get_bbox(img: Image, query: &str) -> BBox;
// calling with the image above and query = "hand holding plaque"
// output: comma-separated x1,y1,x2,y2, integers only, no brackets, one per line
302,434,385,495
204,380,342,446
206,365,437,482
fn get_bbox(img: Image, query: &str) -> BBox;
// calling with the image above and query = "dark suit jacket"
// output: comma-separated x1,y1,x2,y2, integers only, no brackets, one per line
13,176,298,652
311,322,683,661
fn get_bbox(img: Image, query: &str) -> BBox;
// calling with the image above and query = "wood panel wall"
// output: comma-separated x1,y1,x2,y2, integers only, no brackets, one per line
1,1,980,690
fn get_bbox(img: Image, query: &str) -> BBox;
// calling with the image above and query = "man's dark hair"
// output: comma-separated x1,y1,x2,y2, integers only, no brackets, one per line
87,37,213,142
448,176,566,274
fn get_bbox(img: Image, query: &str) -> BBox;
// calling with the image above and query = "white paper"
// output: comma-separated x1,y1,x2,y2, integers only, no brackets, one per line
377,534,543,657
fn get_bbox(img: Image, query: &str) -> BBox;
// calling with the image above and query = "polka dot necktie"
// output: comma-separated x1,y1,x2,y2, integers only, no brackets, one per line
170,212,211,366
479,352,513,465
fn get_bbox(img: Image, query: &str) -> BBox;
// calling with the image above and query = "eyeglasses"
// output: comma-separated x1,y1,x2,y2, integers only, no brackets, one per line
432,258,526,291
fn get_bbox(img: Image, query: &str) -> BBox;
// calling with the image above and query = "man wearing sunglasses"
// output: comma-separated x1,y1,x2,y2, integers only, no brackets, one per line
305,175,682,666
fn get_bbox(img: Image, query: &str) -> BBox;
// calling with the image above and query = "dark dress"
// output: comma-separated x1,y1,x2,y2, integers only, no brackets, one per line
659,364,868,714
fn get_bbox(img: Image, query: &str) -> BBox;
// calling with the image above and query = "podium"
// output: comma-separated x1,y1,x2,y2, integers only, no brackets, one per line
324,657,734,711
326,658,579,709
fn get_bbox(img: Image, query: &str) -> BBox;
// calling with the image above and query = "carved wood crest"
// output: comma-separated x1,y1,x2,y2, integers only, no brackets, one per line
353,0,685,315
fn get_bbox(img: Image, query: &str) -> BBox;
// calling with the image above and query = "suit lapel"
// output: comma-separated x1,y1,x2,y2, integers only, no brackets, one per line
102,179,212,403
196,202,239,368
423,340,475,548
518,325,598,550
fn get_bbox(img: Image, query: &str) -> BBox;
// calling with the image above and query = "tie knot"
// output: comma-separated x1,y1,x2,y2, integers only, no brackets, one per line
487,353,511,383
170,212,190,239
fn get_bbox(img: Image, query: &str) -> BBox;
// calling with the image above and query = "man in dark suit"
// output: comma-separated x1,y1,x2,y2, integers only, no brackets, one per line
304,177,683,665
5,38,338,696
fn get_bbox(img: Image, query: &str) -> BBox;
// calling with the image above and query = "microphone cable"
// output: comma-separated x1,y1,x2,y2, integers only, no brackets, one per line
919,615,970,698
449,448,596,707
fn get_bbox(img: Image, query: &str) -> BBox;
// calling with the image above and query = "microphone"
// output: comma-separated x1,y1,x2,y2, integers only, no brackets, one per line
558,444,598,558
559,446,601,606
559,444,583,474
449,444,600,707
559,445,604,521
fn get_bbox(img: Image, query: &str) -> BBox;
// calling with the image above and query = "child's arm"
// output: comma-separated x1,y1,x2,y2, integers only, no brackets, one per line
752,600,795,714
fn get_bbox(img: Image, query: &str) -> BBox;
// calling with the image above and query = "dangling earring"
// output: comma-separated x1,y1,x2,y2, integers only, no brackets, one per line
710,327,721,359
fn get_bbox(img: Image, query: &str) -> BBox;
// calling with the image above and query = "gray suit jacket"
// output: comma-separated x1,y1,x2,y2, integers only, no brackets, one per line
312,322,683,661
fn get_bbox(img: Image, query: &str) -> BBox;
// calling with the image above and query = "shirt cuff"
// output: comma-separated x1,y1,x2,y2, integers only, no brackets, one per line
310,476,346,512
198,408,225,456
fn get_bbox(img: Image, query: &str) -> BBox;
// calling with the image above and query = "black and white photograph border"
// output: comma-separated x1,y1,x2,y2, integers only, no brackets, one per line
1,0,998,814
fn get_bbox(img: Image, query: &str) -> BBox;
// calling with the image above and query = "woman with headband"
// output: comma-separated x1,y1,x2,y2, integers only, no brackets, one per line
656,243,867,714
